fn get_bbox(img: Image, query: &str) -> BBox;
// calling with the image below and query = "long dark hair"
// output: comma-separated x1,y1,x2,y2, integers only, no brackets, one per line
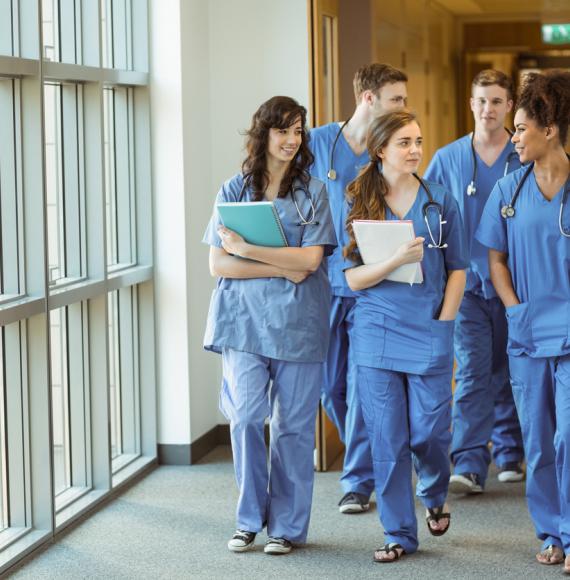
344,110,420,262
242,96,314,201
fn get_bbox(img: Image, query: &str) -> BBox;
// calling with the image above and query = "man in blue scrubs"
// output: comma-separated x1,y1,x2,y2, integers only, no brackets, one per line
424,69,524,494
309,64,408,512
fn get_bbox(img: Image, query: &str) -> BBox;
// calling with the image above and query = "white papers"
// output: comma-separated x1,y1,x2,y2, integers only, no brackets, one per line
352,220,424,285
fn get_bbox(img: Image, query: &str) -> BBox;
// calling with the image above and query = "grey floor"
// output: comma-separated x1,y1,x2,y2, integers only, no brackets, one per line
8,446,563,579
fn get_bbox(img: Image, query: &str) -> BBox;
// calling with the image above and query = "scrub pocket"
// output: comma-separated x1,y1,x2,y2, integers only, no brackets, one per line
204,288,239,351
430,319,455,372
505,302,533,355
352,312,386,367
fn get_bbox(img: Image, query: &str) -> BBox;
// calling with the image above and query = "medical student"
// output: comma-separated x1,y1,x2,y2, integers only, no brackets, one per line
476,70,570,573
425,69,524,494
309,63,408,513
203,96,337,555
344,110,468,562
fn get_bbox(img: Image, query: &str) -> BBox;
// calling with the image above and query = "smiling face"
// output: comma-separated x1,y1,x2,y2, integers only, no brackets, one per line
470,84,513,132
266,116,303,166
378,121,422,174
511,107,549,164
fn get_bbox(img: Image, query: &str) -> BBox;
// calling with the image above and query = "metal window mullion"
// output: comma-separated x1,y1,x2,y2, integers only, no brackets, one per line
67,301,87,488
77,85,87,278
132,286,140,453
61,84,81,280
0,330,9,528
127,87,136,264
61,308,71,492
117,287,134,455
14,80,25,296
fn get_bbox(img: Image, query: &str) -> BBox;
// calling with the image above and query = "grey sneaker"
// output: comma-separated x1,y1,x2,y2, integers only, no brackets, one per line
228,529,256,552
264,537,292,555
497,462,525,483
338,491,370,514
449,473,483,494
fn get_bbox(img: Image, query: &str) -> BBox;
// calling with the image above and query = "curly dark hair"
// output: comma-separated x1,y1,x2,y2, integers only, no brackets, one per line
517,69,570,146
242,96,314,201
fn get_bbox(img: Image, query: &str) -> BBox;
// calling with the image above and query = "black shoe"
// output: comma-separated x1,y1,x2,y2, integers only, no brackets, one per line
338,491,370,514
227,529,256,552
497,462,524,483
264,537,292,554
448,472,483,494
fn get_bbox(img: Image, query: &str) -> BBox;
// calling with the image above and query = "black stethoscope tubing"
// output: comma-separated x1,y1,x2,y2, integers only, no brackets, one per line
237,176,319,226
413,173,448,249
327,119,351,181
466,128,517,196
500,159,570,237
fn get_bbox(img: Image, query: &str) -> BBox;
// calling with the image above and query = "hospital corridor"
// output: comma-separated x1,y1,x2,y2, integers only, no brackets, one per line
0,0,569,578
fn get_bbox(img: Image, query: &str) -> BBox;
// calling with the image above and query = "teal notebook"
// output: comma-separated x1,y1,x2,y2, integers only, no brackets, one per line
217,201,288,247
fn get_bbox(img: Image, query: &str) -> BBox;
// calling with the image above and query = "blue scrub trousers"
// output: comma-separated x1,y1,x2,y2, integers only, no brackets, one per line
321,295,374,497
357,365,452,554
220,348,322,543
509,354,570,553
451,293,524,483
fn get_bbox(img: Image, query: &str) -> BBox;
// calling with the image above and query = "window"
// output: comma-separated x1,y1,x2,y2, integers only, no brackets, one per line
0,0,154,571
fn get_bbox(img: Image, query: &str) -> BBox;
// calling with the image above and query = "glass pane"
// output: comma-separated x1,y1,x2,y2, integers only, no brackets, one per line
108,291,122,459
44,83,66,284
103,88,118,266
0,0,14,56
0,329,9,530
50,307,71,496
101,0,112,68
42,0,59,61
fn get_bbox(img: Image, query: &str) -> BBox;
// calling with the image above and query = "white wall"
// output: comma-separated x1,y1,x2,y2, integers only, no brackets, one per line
151,0,311,450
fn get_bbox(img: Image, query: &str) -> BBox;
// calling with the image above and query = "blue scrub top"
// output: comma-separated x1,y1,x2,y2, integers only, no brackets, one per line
202,173,338,363
309,123,369,298
424,134,521,299
476,167,570,359
345,180,469,375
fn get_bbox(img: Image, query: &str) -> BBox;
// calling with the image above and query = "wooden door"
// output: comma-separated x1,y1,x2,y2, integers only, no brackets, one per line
308,0,344,471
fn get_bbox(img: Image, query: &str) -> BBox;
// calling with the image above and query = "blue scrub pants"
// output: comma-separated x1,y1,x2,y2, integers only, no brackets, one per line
321,295,374,497
510,354,570,553
451,293,524,484
357,365,452,554
220,348,322,543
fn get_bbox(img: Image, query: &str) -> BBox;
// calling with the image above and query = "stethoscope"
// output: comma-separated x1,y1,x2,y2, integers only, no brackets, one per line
238,176,319,226
413,173,448,249
466,129,518,196
500,157,570,238
327,119,351,180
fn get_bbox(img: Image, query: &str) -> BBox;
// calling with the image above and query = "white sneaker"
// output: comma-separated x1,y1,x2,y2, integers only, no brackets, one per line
228,530,256,552
449,473,483,494
264,537,292,555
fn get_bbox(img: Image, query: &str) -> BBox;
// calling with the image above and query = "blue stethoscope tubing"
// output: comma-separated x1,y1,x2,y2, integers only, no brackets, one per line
500,159,570,237
466,128,518,196
413,173,448,249
237,176,319,226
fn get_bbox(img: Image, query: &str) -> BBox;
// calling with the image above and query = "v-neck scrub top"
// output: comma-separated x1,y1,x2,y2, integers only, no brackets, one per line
424,135,521,299
309,123,369,297
203,173,338,363
476,167,570,359
345,180,469,375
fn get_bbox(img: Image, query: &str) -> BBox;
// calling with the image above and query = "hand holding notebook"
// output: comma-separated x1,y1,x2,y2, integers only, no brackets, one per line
352,220,424,285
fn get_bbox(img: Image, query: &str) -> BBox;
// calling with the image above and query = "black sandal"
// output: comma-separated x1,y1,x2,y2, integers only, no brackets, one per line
426,506,451,536
373,543,406,563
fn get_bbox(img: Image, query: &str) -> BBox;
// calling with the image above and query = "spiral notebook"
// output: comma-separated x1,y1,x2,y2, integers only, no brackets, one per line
217,201,288,247
352,220,423,285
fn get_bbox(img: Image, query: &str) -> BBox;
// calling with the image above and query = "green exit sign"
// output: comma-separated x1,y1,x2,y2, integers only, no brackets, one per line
542,24,570,45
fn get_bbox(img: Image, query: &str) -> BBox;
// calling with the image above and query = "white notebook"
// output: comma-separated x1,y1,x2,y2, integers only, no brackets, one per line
352,220,424,285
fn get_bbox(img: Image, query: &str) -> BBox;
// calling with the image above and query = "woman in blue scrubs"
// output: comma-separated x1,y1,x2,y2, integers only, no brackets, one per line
203,96,336,555
344,110,468,562
476,70,570,573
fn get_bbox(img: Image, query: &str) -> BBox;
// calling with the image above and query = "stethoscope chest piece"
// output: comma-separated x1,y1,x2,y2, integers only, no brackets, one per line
501,204,515,219
466,182,476,196
327,169,337,181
